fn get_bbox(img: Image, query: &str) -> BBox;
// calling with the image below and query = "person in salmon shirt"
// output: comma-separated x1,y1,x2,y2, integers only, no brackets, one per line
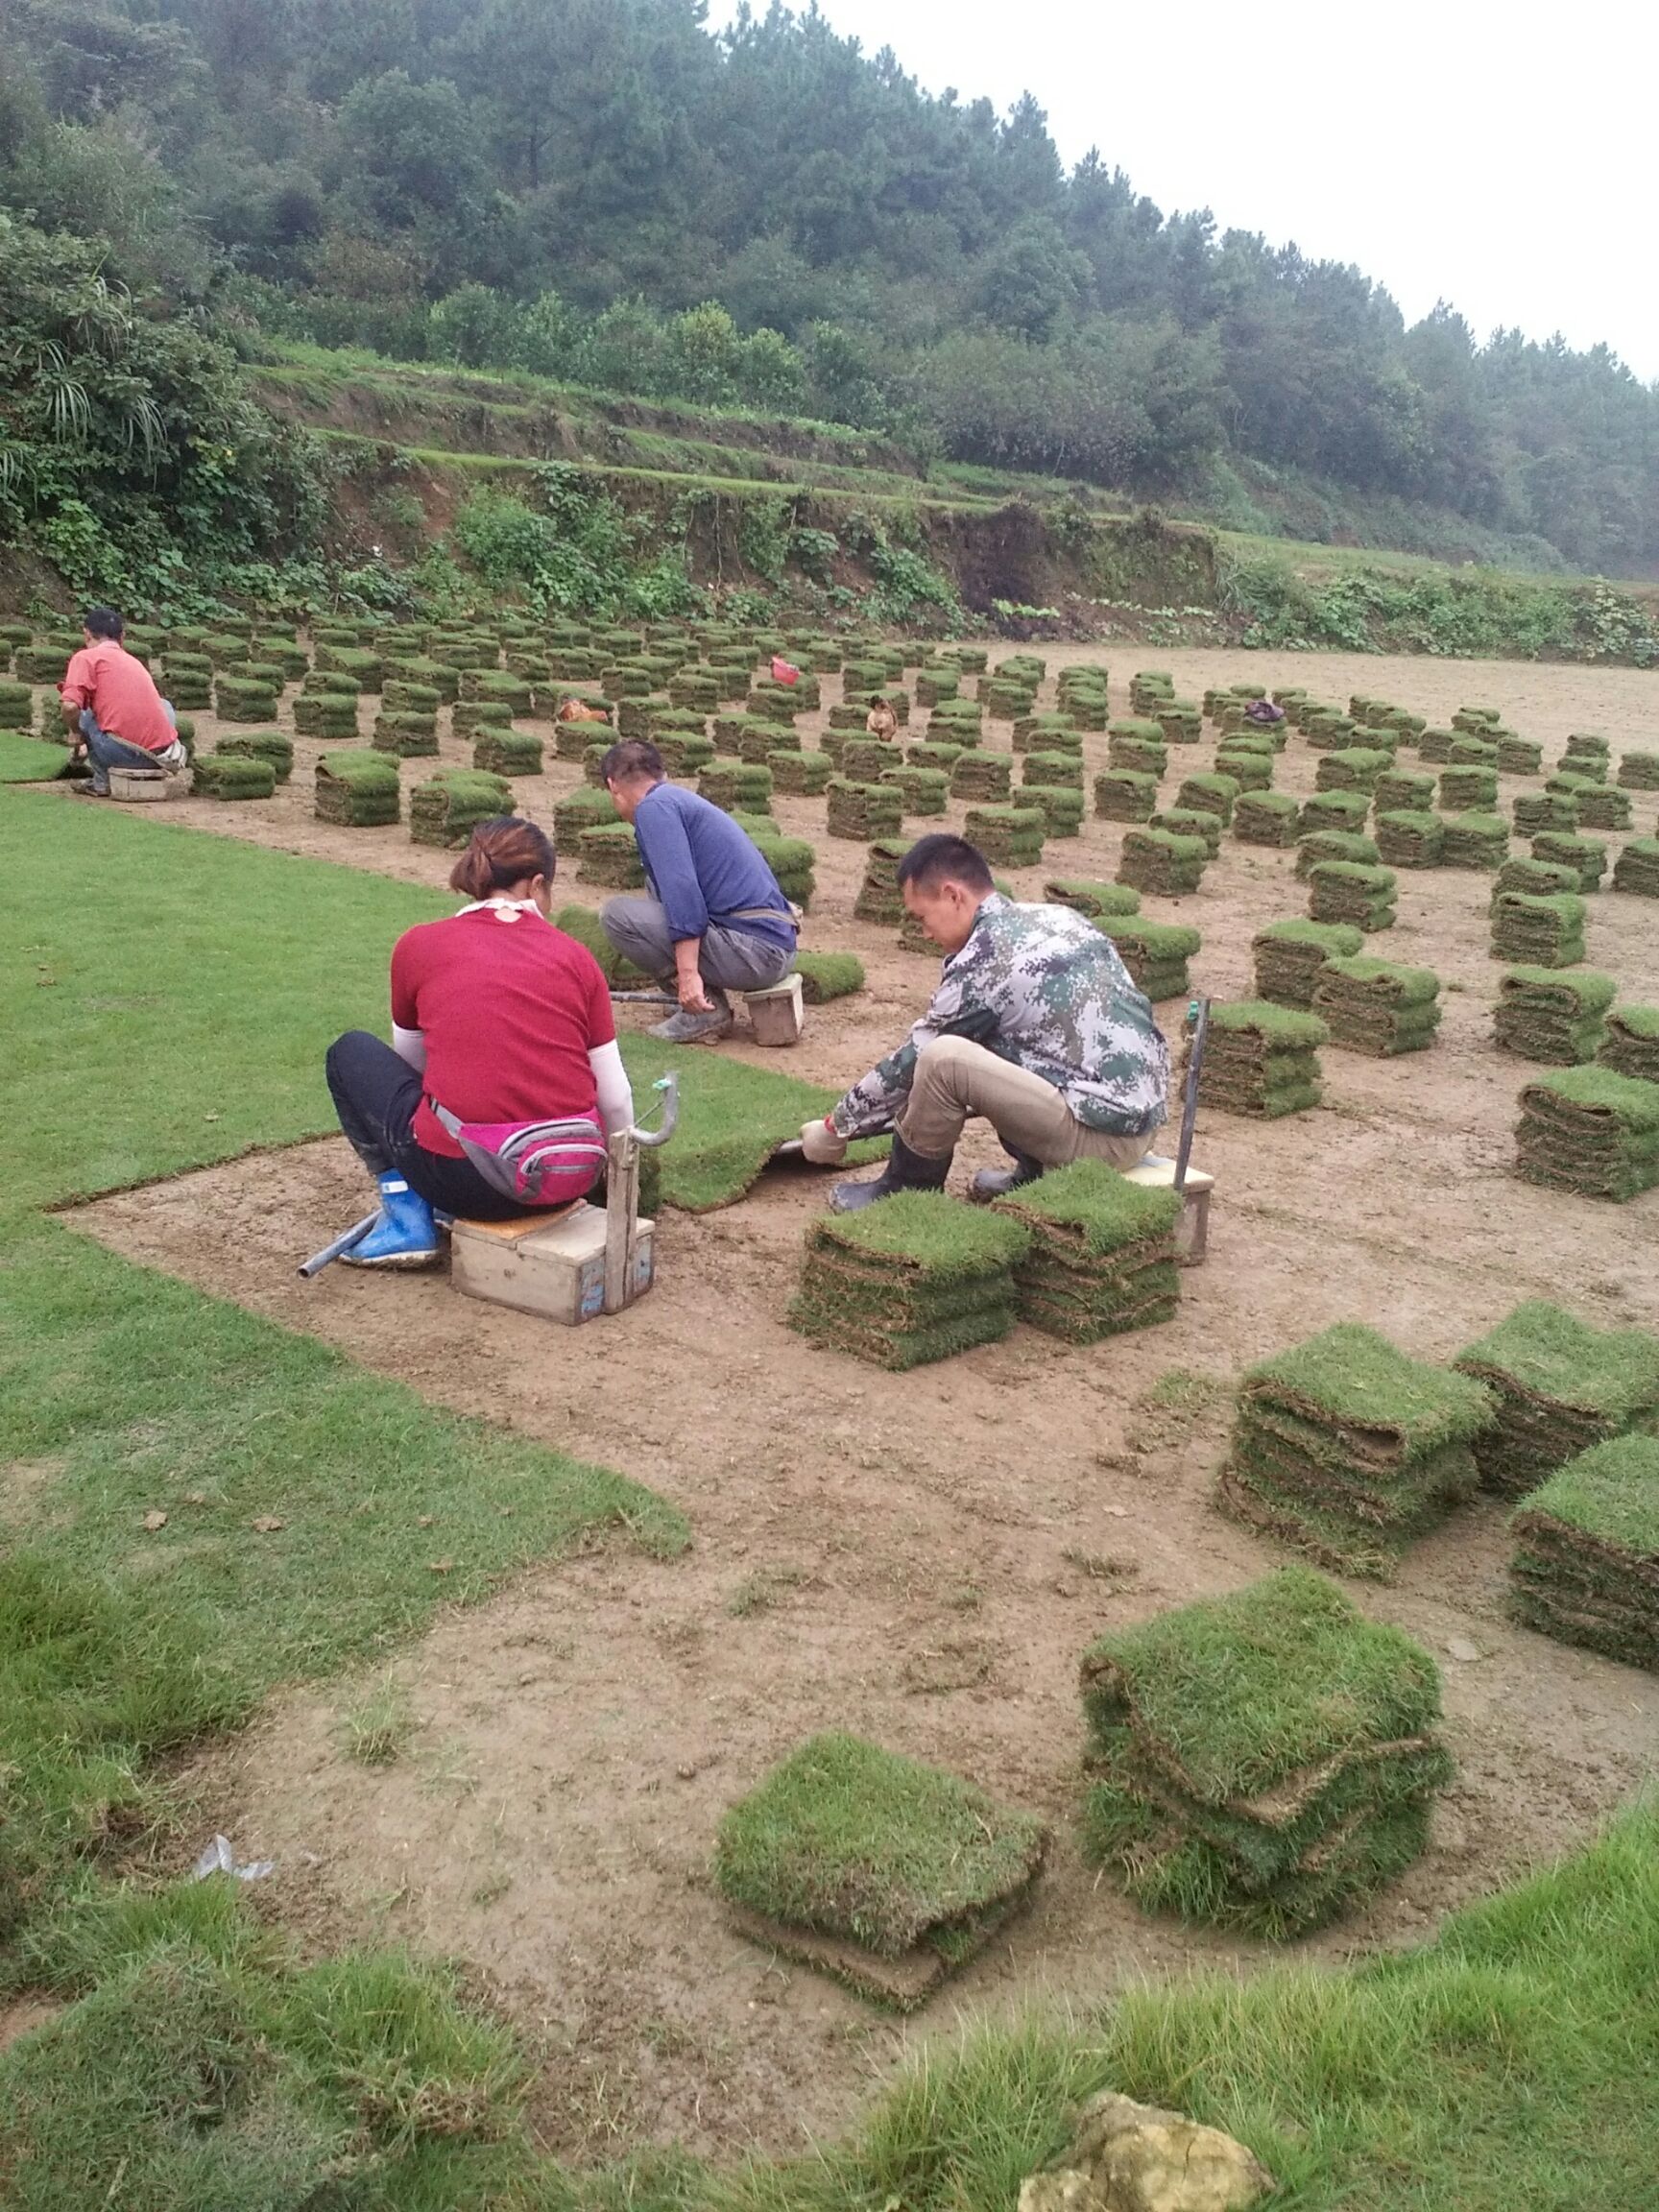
60,607,184,794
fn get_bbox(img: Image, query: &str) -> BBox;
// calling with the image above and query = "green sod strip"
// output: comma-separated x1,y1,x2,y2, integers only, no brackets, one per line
1509,1435,1659,1668
0,731,69,781
1455,1300,1659,1499
714,1732,1046,2007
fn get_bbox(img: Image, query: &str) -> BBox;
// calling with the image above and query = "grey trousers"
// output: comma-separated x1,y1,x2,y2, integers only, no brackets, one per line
599,896,796,996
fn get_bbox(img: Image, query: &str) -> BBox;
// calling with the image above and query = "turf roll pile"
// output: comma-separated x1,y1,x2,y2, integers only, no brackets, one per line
1599,1006,1659,1082
752,833,815,910
994,1163,1181,1341
1308,861,1397,932
950,751,1012,803
1493,968,1617,1065
1531,831,1607,892
1196,1001,1325,1117
963,805,1046,867
1092,768,1160,824
1374,809,1445,868
293,692,359,739
1044,878,1142,919
1453,1302,1659,1498
1514,1067,1659,1201
314,750,400,826
1021,782,1085,838
1218,1324,1492,1578
1441,812,1510,869
769,747,830,796
1514,791,1579,837
827,779,903,840
1079,1567,1451,1936
788,1190,1030,1370
1497,733,1545,776
213,730,293,782
574,821,646,888
1309,949,1440,1055
1252,919,1363,1008
1578,784,1633,832
410,768,515,849
1613,839,1659,895
1494,856,1579,900
1507,1438,1659,1669
1151,805,1223,855
714,1731,1046,2008
1375,768,1435,815
794,950,866,1004
1300,792,1371,838
1296,829,1381,877
1116,828,1208,896
1098,916,1199,1001
193,753,276,801
1316,747,1391,795
1175,771,1239,826
1490,891,1586,967
853,839,909,925
1232,790,1301,847
1617,751,1659,791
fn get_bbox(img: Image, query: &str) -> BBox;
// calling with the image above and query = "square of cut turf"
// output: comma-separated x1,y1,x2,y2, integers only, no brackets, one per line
1455,1301,1659,1499
1493,968,1617,1067
1252,920,1363,1009
1599,1006,1659,1084
715,1732,1047,2008
788,1191,1031,1370
1508,1435,1659,1670
1312,957,1442,1057
1218,1324,1493,1579
1079,1567,1450,1936
995,1163,1182,1341
1515,1066,1659,1202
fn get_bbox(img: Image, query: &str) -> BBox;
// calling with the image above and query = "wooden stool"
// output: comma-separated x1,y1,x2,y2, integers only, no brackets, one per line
449,1201,655,1323
745,973,805,1046
1124,1153,1214,1264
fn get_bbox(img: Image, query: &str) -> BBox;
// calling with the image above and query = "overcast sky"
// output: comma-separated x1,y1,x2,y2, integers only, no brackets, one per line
709,0,1657,382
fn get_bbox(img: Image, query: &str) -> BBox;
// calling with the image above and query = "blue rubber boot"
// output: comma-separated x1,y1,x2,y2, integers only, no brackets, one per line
339,1172,441,1268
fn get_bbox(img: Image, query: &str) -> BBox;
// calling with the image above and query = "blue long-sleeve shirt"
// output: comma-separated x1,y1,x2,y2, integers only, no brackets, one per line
633,782,797,950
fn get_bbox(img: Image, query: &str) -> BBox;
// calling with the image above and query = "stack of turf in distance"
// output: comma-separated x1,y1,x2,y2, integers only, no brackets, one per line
1494,969,1617,1065
1515,1067,1659,1201
1117,828,1207,896
1453,1300,1659,1499
853,839,908,926
1253,920,1363,1009
1079,1567,1452,1936
713,1732,1047,2009
1508,1438,1659,1670
315,751,400,827
1313,957,1442,1056
1098,917,1200,1002
1613,840,1659,896
410,768,514,849
1218,1324,1492,1578
1308,860,1397,932
994,1163,1180,1342
1490,892,1585,967
1599,1006,1659,1083
1196,1002,1325,1117
788,1191,1030,1370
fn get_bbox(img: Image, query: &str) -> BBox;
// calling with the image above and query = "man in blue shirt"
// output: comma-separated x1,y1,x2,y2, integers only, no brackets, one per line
598,738,798,1042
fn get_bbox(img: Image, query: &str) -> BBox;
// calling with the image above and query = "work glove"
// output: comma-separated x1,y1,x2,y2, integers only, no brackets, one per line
799,1114,847,1166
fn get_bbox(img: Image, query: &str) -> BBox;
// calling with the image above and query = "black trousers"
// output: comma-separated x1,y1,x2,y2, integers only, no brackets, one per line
325,1030,541,1222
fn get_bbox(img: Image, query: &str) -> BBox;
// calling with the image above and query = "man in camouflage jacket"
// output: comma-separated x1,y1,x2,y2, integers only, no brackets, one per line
804,834,1170,1212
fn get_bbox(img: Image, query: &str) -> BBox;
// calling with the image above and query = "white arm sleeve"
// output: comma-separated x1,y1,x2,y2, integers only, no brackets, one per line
589,1040,634,1137
392,1023,427,1073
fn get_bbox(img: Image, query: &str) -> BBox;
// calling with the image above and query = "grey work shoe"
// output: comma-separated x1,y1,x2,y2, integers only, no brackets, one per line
969,1149,1046,1203
649,1000,735,1045
830,1133,952,1214
70,778,110,797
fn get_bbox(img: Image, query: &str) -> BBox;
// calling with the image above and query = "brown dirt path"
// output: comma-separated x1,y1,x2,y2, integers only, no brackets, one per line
68,643,1659,2158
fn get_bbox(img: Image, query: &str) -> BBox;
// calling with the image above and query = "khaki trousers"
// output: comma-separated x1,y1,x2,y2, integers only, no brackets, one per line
896,1035,1157,1169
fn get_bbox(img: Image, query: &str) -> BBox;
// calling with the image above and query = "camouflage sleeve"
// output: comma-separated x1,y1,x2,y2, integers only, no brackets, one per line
830,958,984,1137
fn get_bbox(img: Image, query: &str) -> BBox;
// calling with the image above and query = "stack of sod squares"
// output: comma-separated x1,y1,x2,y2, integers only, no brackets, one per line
993,1164,1181,1342
1218,1324,1492,1578
1374,810,1445,868
963,805,1046,867
1613,839,1659,896
714,1733,1047,2008
1441,812,1510,869
410,768,515,848
315,750,400,826
1313,957,1442,1056
1079,1568,1452,1936
1307,861,1397,931
788,1191,1030,1370
1454,1301,1659,1498
575,821,647,888
1493,968,1618,1064
827,778,903,840
1253,920,1363,1009
1490,892,1586,966
1508,1437,1659,1670
854,838,908,925
1196,1002,1325,1117
1599,1006,1659,1082
1096,917,1200,1002
1514,1067,1659,1201
1044,878,1141,920
1116,828,1208,895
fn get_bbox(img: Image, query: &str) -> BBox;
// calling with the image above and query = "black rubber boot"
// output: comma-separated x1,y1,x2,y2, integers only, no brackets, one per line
829,1131,952,1214
969,1148,1046,1204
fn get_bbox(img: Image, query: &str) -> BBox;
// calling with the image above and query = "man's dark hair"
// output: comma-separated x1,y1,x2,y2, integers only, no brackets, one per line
600,738,665,784
897,833,995,895
83,607,124,641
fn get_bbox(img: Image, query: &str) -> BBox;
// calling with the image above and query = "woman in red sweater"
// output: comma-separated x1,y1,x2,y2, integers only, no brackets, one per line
325,816,634,1266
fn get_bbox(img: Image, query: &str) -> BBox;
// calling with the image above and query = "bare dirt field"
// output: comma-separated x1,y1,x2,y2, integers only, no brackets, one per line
63,644,1659,2163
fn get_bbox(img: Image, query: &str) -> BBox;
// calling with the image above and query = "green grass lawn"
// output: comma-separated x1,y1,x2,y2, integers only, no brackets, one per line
0,731,63,781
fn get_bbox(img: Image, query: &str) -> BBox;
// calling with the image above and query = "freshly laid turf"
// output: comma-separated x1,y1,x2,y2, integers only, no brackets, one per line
1508,1436,1659,1669
1514,1065,1659,1201
714,1733,1047,2008
0,731,66,781
788,1191,1031,1369
1197,1000,1326,1118
1493,967,1618,1065
1313,957,1442,1057
994,1164,1181,1341
1252,920,1364,1009
550,902,649,986
1599,1004,1659,1083
1218,1324,1492,1579
1079,1568,1450,1936
1454,1301,1659,1498
795,950,866,1004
